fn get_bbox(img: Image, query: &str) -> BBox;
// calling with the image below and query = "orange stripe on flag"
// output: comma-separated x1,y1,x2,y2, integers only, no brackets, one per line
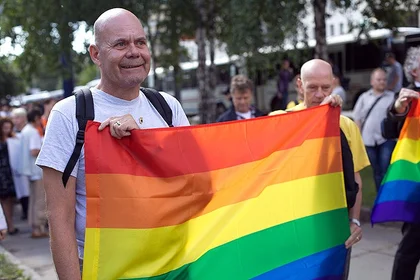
86,137,342,228
400,116,420,140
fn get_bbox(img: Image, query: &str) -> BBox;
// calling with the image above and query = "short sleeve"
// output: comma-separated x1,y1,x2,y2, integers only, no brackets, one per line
162,93,190,127
340,116,370,172
36,104,79,177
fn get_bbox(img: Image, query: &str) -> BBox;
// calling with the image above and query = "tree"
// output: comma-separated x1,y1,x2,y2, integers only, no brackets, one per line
217,0,305,108
158,0,196,101
195,0,212,124
314,0,420,58
313,0,328,60
0,57,24,98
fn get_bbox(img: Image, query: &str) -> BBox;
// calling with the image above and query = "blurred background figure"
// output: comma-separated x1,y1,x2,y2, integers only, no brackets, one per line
0,118,19,235
353,68,396,191
11,108,30,220
385,52,403,94
20,109,47,238
217,75,265,122
276,58,293,110
286,74,304,110
332,72,347,106
0,101,11,118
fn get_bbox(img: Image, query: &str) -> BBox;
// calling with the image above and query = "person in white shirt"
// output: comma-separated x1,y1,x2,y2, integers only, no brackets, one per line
36,8,190,279
11,108,30,221
20,109,47,238
353,68,396,191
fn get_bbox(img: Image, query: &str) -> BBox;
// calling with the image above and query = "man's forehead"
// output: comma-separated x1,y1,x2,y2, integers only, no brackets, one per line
97,14,145,42
302,72,332,83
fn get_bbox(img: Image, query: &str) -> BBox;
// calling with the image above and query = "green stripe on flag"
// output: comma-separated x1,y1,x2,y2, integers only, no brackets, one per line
384,160,420,183
122,208,349,280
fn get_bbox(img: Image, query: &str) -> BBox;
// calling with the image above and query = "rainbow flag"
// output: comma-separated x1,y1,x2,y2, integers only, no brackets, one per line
82,105,349,280
372,99,420,224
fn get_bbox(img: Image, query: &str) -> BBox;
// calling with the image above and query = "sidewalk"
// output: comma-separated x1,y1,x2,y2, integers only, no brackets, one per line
1,218,419,279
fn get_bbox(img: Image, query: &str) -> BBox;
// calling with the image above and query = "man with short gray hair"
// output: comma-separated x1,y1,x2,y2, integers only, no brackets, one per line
353,68,396,191
216,74,265,122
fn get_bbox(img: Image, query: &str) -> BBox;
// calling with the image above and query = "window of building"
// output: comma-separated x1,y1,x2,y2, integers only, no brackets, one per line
340,23,344,35
330,24,335,36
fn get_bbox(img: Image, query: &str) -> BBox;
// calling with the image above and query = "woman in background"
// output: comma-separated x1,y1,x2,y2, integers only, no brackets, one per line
0,118,18,235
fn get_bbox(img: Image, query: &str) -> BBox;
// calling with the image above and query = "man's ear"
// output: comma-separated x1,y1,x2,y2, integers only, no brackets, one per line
297,78,303,92
89,44,101,66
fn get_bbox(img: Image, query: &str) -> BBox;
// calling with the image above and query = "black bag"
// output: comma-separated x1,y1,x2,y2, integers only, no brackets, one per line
381,117,402,139
61,87,173,187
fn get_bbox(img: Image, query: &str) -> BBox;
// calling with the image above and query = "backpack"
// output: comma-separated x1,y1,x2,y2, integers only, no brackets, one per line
62,87,173,187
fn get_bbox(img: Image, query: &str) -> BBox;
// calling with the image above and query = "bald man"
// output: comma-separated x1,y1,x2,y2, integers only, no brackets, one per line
36,8,189,278
271,59,370,279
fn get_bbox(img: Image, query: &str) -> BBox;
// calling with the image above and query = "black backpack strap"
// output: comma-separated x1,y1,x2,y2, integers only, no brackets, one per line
62,88,94,187
141,87,173,127
340,128,359,209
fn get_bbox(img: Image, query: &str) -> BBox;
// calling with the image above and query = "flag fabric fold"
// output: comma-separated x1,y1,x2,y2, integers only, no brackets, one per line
82,105,349,280
372,99,420,224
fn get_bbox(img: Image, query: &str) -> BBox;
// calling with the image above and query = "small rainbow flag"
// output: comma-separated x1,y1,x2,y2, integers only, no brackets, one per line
372,99,420,224
82,105,349,280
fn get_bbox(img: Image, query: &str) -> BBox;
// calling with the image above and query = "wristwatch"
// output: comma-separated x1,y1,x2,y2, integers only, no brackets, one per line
349,218,361,227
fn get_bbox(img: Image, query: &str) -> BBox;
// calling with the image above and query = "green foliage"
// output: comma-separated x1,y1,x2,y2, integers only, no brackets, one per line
0,57,24,97
331,0,420,34
76,63,98,86
0,253,30,280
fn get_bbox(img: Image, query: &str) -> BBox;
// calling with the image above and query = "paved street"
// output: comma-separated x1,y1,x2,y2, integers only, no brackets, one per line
1,216,419,279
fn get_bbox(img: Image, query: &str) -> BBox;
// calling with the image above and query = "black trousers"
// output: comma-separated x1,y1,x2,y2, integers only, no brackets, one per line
392,223,420,280
342,247,352,280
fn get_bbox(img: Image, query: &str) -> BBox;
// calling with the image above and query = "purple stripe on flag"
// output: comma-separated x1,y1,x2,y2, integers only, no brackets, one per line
314,276,343,280
371,201,420,224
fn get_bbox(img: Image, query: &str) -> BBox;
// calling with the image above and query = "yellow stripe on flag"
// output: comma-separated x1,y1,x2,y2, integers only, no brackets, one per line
83,172,346,279
391,138,420,164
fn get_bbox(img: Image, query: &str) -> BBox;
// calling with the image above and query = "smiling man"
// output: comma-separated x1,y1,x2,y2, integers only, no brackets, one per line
36,8,189,279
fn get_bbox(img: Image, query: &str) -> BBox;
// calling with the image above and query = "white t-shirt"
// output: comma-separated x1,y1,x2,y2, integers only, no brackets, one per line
7,135,22,175
20,124,43,180
36,88,190,258
236,111,252,120
7,135,30,199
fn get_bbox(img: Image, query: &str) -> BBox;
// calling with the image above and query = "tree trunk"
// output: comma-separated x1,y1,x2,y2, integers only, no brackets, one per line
58,2,74,98
195,0,211,124
173,64,181,102
313,0,328,60
208,0,217,121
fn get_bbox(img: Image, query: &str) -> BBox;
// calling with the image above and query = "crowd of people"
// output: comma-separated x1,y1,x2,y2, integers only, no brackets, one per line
0,6,419,280
0,99,56,240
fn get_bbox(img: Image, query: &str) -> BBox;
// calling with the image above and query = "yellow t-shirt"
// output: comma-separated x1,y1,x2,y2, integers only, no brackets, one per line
286,100,303,110
269,104,370,172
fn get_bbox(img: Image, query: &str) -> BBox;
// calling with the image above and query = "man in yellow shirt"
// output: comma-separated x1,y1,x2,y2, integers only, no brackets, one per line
270,59,370,279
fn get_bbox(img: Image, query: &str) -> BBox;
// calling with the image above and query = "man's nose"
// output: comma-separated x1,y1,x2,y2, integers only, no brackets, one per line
126,43,140,57
314,89,324,98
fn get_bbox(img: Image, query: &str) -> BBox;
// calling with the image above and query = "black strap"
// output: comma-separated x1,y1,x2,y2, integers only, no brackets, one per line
340,128,359,209
62,87,173,187
361,94,385,133
62,88,94,187
141,87,173,127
